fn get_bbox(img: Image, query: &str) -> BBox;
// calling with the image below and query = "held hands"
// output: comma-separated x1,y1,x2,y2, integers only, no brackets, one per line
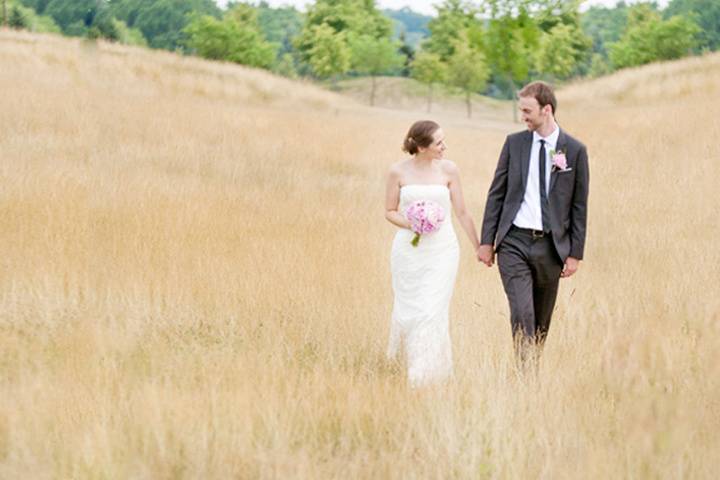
561,257,580,278
476,244,494,267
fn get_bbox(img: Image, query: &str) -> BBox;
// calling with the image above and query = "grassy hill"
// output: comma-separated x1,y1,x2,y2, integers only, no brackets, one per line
2,29,720,478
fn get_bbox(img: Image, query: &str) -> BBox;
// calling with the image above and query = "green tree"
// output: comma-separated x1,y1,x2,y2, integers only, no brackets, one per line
184,4,277,69
665,0,720,51
89,6,121,41
16,0,51,15
609,4,700,69
14,2,63,33
581,2,630,56
44,0,96,34
254,2,302,77
447,35,490,118
410,51,447,112
9,4,28,28
112,17,147,46
588,53,610,78
535,23,588,80
422,0,478,62
108,0,220,51
295,0,392,77
485,0,540,119
256,1,302,55
397,31,415,76
273,52,298,78
533,0,591,77
306,23,351,83
349,34,404,105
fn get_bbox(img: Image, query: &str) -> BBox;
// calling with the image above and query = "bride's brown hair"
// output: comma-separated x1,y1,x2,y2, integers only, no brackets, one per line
402,120,440,155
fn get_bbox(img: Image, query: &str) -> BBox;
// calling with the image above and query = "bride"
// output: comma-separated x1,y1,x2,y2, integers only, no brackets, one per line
385,120,482,387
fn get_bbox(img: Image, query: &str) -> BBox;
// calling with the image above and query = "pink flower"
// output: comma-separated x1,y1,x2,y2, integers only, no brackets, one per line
405,200,445,247
552,151,568,171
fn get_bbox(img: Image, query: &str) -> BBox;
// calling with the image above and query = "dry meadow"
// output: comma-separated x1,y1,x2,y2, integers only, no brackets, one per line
2,30,720,478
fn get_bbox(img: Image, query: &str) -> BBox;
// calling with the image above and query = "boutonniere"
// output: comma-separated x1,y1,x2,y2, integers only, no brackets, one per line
550,149,570,172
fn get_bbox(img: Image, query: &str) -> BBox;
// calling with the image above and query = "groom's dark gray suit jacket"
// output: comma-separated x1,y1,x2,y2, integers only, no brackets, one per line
481,129,589,261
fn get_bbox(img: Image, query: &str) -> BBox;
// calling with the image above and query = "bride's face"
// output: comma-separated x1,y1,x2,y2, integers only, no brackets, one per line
419,128,446,159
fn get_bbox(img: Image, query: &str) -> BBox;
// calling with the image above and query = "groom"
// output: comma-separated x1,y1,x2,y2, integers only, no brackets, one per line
477,81,589,362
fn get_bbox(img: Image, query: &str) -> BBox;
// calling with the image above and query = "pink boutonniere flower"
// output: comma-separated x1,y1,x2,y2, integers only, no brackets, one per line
551,150,568,171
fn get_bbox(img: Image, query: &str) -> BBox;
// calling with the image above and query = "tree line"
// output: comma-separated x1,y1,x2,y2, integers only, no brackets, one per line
3,0,718,115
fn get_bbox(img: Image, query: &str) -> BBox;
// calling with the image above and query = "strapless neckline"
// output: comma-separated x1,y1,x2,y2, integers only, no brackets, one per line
400,184,449,189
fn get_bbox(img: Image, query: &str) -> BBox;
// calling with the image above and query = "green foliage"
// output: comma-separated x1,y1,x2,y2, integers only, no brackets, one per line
296,0,393,80
485,1,540,97
16,0,50,14
422,0,479,62
349,33,404,104
10,0,61,32
184,4,277,69
256,2,302,56
349,35,404,105
272,52,298,78
9,5,29,29
581,2,630,55
410,50,447,112
253,2,303,74
296,0,392,63
589,53,610,78
397,31,415,76
9,0,713,92
90,7,121,41
44,0,96,34
306,23,351,79
447,35,490,117
109,0,220,51
23,0,143,42
609,4,701,69
447,37,489,93
535,23,574,80
349,34,403,75
535,22,591,80
112,18,147,46
410,51,447,86
665,0,720,50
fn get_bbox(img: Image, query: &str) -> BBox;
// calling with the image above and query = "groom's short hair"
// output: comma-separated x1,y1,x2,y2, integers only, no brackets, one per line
519,81,557,115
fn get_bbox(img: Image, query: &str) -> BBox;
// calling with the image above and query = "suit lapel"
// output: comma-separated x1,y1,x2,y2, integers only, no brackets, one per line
520,131,532,193
549,129,567,194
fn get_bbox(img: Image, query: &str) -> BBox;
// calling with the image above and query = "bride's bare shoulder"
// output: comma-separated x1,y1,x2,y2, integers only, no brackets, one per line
439,159,460,175
388,158,412,175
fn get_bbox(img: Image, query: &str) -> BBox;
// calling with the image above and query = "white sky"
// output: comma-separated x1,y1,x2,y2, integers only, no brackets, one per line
219,0,670,16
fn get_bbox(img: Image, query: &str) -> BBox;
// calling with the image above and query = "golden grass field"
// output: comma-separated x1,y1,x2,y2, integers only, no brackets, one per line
2,29,720,478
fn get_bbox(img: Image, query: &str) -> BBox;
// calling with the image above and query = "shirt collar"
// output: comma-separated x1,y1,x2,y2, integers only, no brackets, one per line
533,126,560,148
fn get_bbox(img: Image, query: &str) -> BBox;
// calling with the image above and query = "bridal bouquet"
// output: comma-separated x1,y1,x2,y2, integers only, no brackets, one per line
405,200,446,247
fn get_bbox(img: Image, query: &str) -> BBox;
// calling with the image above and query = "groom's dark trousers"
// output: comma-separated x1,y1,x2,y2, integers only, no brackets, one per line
480,129,589,358
497,226,563,349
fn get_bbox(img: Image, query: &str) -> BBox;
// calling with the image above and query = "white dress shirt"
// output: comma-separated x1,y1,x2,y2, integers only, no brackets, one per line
512,127,560,231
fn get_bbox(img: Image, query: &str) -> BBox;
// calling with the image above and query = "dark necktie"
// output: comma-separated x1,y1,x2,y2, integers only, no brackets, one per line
539,139,550,232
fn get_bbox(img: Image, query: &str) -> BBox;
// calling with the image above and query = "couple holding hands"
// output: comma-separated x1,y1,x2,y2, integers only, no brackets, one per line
385,81,589,387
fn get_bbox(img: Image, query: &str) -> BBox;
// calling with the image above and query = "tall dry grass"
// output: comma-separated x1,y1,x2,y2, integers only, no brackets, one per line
1,30,720,478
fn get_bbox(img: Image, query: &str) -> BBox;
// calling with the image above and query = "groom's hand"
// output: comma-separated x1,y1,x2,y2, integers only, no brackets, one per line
477,244,495,267
561,257,580,278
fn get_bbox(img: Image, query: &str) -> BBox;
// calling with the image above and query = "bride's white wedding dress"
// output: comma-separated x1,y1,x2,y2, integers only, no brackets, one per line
387,184,460,387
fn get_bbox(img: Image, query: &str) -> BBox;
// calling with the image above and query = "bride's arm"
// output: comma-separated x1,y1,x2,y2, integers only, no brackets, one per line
385,166,411,229
446,162,481,252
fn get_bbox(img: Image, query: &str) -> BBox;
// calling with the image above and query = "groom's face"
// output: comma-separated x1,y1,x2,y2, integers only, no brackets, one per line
519,96,550,132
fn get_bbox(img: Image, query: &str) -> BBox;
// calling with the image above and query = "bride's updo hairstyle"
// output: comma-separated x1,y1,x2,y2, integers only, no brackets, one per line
402,120,440,155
